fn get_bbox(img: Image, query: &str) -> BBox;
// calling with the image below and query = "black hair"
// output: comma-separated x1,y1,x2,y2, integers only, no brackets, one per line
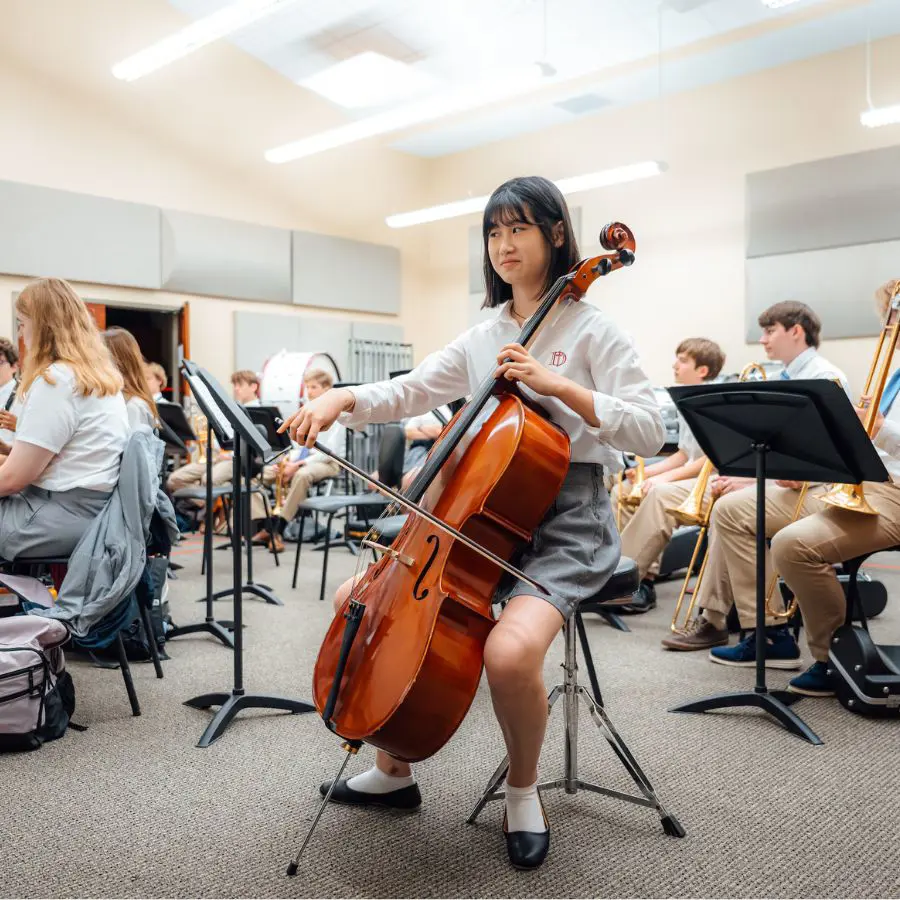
481,176,580,309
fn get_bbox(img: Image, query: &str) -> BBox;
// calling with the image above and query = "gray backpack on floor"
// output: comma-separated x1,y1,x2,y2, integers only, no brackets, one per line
0,616,74,752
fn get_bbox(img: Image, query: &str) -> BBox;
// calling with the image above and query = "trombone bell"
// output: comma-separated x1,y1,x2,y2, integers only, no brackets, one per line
820,482,878,516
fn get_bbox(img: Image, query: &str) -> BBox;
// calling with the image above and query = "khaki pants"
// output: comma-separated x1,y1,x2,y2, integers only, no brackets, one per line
280,459,341,522
166,459,232,494
248,464,278,522
772,481,900,661
694,482,826,629
617,478,705,580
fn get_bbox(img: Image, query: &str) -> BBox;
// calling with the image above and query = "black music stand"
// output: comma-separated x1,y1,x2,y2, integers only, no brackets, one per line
668,379,888,744
156,402,193,455
166,375,234,650
181,362,314,747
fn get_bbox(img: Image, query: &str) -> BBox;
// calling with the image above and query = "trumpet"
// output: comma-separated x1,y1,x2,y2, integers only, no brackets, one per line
272,458,287,518
819,280,900,515
668,362,767,634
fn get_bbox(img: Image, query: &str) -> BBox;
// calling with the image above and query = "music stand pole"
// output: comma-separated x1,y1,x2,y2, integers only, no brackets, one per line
185,434,314,747
167,426,234,648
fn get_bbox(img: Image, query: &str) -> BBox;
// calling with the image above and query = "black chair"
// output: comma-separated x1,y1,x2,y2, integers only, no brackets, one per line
291,424,407,601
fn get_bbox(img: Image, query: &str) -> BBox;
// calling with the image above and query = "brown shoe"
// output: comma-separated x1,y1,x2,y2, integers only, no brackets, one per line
268,534,285,554
250,528,270,545
661,616,729,651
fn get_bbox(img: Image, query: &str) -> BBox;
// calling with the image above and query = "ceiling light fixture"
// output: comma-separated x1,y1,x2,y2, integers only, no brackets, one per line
301,51,436,110
859,20,899,128
266,63,550,163
112,0,302,82
385,161,667,229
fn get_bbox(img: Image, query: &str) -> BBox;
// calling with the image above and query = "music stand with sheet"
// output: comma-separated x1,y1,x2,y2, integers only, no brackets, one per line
180,361,313,747
165,370,235,652
668,379,889,744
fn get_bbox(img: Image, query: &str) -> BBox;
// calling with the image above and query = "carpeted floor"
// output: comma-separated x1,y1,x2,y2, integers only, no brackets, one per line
4,535,900,899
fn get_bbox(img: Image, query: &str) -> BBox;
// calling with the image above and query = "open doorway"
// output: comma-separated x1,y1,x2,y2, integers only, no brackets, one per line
104,305,185,402
9,295,190,401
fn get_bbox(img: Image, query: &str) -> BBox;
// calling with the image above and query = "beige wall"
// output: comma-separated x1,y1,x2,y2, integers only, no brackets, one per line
3,24,900,395
417,34,900,394
0,46,429,386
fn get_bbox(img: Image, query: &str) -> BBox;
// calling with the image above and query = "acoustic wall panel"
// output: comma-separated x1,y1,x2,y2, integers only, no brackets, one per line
350,321,405,344
743,240,897,342
292,231,400,314
161,209,291,303
0,180,160,288
233,311,353,379
746,146,900,259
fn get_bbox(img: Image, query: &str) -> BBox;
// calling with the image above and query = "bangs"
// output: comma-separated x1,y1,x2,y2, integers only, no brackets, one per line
482,191,534,236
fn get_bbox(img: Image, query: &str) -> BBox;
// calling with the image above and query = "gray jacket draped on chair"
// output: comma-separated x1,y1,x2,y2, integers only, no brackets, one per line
36,427,179,637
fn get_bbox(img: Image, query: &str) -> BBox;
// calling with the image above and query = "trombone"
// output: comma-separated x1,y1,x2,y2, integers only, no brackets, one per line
819,280,900,516
668,362,767,634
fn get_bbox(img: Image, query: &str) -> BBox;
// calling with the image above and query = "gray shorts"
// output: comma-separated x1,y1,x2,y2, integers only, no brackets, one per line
493,462,621,620
0,485,111,560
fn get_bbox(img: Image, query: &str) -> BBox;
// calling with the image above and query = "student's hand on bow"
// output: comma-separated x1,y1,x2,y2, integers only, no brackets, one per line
278,388,355,449
494,344,563,398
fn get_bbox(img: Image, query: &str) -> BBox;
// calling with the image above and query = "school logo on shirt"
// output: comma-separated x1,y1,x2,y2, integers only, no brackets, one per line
549,351,567,367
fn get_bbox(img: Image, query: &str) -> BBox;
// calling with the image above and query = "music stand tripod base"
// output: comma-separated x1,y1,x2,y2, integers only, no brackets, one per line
467,615,685,839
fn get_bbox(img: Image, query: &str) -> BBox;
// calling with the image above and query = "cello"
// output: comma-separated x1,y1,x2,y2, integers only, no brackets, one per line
287,223,636,873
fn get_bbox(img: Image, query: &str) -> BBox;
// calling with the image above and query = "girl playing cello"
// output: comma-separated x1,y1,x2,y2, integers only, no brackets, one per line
282,176,664,870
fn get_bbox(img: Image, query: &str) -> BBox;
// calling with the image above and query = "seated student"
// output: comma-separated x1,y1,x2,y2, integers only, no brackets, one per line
103,328,158,430
254,368,345,552
662,300,849,656
0,278,129,559
144,361,169,404
771,279,900,695
0,337,20,454
166,369,261,495
614,337,725,613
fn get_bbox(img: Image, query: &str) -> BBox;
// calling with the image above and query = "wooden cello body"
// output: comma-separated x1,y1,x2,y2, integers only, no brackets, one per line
312,391,569,762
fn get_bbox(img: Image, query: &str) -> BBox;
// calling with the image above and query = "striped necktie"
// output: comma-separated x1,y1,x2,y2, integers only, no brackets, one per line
880,368,900,414
779,369,790,380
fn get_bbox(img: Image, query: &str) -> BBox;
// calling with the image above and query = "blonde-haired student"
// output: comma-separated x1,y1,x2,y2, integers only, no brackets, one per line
0,278,128,558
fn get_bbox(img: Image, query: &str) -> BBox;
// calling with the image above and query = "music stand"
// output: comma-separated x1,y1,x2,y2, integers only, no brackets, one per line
156,402,194,455
181,362,314,747
165,381,234,650
668,379,888,744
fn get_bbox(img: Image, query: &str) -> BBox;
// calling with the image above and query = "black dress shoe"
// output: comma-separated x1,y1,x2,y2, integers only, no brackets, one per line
503,793,550,870
319,778,422,811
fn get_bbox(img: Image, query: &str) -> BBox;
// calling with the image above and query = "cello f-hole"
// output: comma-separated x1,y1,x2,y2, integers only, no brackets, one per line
413,534,440,601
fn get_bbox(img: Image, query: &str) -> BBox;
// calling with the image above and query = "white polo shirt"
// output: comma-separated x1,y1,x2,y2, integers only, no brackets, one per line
16,364,129,492
341,298,664,469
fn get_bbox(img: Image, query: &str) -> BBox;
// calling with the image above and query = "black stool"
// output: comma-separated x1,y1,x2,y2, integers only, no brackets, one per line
467,557,685,838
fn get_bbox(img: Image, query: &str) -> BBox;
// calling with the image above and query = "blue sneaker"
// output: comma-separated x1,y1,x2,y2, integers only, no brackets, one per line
788,661,834,697
709,627,801,670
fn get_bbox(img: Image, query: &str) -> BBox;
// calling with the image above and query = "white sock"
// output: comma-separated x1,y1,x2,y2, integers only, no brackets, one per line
346,765,416,795
505,781,547,833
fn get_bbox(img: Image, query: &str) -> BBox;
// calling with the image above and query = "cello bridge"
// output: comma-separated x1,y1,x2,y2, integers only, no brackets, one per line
361,539,414,567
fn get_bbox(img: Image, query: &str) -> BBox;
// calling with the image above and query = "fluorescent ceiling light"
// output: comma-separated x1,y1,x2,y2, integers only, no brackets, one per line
385,161,667,229
861,104,900,128
266,63,548,163
761,0,802,8
112,0,302,82
302,51,436,110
